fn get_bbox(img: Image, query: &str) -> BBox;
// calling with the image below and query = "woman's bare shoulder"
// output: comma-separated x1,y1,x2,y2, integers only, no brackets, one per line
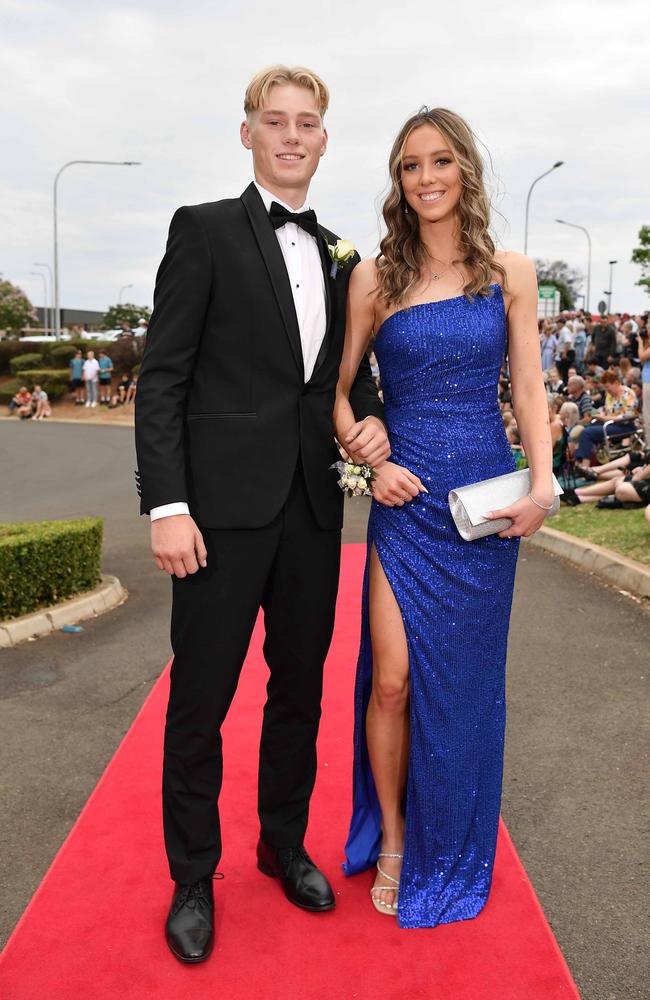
494,249,537,291
351,255,379,288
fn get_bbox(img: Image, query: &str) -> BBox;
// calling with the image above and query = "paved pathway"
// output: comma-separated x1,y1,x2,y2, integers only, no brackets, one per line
0,421,647,998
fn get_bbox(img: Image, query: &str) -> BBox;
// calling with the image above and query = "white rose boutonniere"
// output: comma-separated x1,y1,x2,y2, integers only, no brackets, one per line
327,239,356,279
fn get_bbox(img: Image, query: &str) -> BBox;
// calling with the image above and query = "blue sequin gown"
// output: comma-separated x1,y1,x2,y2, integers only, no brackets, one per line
343,284,521,928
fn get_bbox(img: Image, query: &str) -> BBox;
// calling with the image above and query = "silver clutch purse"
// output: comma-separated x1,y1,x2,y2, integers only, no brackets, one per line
448,468,563,541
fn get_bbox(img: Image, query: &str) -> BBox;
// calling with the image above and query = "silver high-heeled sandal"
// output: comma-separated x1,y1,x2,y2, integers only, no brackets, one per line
370,852,403,916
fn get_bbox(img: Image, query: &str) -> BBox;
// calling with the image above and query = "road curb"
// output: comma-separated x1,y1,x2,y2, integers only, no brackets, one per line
524,525,650,599
0,416,134,428
0,575,127,648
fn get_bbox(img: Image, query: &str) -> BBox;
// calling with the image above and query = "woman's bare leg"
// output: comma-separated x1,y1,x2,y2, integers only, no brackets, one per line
615,481,645,503
366,543,409,910
575,477,623,502
591,454,631,474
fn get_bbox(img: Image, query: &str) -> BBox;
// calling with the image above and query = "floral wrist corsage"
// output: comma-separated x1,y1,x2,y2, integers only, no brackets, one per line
331,460,376,497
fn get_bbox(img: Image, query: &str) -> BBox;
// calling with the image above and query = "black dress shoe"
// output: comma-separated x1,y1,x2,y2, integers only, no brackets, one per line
256,839,335,912
165,875,215,963
560,488,581,506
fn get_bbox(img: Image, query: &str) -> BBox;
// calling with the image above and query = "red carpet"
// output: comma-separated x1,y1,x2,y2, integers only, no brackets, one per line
0,544,580,999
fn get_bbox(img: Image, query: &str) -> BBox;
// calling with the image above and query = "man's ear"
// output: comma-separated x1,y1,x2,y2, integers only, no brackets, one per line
240,119,253,150
320,126,329,158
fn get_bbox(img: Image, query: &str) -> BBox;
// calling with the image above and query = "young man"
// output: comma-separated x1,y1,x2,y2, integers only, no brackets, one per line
82,350,100,408
135,65,387,964
70,349,84,404
97,349,114,404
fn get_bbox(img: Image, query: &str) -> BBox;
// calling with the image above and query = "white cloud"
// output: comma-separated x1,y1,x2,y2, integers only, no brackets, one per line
2,0,649,313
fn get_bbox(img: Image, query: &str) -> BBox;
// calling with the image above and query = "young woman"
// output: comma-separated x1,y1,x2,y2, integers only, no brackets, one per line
334,107,555,928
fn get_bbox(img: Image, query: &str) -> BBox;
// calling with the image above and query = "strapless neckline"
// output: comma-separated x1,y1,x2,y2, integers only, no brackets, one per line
376,282,502,337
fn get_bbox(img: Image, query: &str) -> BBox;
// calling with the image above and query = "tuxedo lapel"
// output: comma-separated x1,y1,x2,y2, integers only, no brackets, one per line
310,229,336,380
241,183,304,378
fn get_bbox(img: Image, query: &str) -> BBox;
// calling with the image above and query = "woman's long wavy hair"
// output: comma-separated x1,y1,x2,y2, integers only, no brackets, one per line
376,107,507,307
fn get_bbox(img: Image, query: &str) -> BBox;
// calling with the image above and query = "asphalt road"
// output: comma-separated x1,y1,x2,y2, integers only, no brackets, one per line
0,420,647,999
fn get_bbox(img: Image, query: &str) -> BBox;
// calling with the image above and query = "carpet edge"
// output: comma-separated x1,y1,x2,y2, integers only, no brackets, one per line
0,659,172,962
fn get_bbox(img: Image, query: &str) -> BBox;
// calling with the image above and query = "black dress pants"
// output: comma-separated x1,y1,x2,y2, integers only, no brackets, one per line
162,464,342,884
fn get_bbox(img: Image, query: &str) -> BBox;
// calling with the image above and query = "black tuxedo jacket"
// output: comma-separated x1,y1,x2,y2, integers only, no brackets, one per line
134,182,384,530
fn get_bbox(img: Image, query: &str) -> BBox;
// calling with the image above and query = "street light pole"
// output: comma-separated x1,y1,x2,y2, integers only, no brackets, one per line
524,161,564,256
607,260,618,314
119,283,133,304
33,262,53,334
556,219,592,314
53,160,141,340
29,272,48,334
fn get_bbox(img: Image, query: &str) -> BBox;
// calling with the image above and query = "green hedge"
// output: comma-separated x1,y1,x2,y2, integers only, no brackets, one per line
0,340,47,375
10,353,44,374
50,344,78,365
0,379,23,404
0,517,103,621
14,369,71,399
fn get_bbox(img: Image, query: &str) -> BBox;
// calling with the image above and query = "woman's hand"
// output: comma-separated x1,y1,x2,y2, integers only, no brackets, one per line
372,461,428,507
483,493,553,538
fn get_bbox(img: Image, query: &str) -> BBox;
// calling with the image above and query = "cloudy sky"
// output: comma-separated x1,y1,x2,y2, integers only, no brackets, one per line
2,0,649,318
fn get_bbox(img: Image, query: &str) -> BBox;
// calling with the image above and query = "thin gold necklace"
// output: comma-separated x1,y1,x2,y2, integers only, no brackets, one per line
423,247,455,281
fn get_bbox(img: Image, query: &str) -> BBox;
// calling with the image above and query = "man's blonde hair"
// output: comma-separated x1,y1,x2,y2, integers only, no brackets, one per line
244,64,329,118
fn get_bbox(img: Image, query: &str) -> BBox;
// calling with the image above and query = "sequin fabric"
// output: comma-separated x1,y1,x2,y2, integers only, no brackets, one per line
342,284,520,928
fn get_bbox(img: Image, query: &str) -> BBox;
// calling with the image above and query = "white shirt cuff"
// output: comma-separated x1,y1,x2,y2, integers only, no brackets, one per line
149,502,190,521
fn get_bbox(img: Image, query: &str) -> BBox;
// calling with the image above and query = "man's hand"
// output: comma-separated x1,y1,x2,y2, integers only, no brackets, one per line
151,514,207,578
344,416,390,467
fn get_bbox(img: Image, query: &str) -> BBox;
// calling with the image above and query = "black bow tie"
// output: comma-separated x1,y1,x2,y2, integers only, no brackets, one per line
269,201,319,239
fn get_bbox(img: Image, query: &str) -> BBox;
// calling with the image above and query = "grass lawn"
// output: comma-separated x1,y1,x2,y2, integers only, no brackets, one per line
550,504,650,565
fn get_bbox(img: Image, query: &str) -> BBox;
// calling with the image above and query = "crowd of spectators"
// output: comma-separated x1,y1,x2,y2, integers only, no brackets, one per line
7,307,649,520
499,306,649,516
7,346,137,419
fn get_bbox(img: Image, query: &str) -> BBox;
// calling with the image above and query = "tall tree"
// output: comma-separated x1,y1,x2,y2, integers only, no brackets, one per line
534,259,584,311
631,225,650,297
0,276,39,335
102,302,152,331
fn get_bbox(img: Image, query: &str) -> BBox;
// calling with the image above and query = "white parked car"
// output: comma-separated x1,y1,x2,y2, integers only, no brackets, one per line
19,333,71,343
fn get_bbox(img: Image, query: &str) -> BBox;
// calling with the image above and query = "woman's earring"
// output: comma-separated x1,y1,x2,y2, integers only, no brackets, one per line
404,201,409,215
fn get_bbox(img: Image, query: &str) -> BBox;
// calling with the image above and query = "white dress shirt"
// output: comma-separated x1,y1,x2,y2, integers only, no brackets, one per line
150,181,327,522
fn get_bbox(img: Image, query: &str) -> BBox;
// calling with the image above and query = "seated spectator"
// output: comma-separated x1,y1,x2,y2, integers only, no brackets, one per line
31,384,51,420
558,400,580,431
125,373,137,404
578,448,649,482
558,401,581,458
110,372,133,406
585,359,605,379
548,399,567,472
562,459,650,508
506,421,528,468
584,375,605,409
547,366,566,396
574,370,638,470
8,386,32,418
566,375,593,421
